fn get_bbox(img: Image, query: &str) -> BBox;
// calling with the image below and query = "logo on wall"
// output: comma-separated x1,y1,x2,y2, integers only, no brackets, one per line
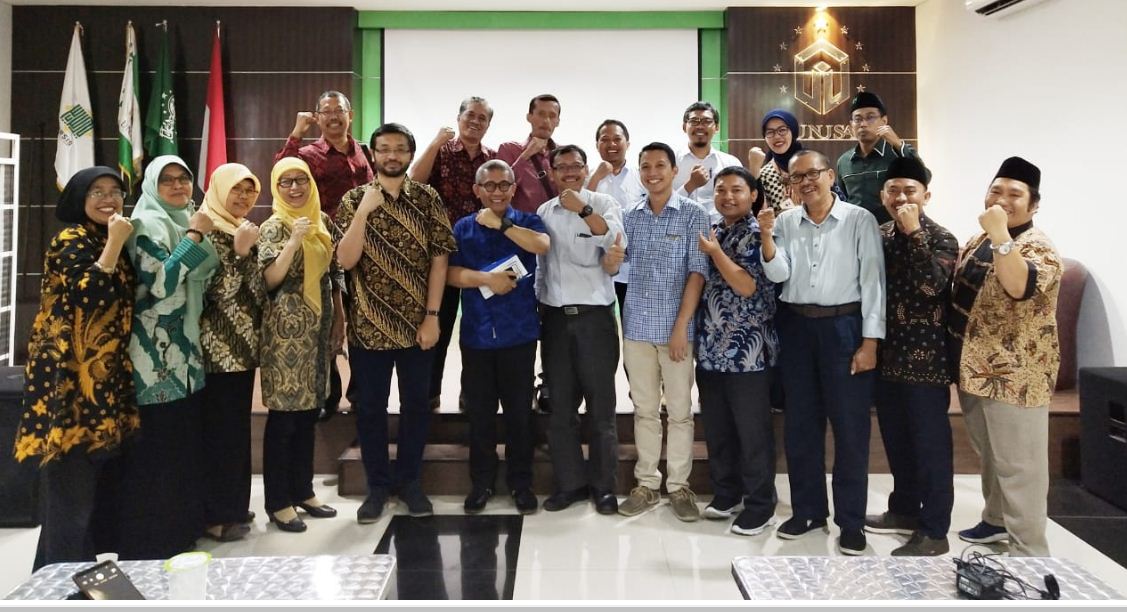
793,38,850,115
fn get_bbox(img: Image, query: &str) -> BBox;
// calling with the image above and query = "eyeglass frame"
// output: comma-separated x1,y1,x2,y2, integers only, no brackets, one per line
229,186,260,198
786,168,832,185
476,181,514,193
157,175,193,187
849,112,884,126
685,117,716,127
86,189,127,200
764,126,791,138
277,176,311,189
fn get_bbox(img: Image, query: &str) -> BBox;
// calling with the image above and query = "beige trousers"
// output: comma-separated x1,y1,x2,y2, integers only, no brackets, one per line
960,391,1050,557
623,339,695,492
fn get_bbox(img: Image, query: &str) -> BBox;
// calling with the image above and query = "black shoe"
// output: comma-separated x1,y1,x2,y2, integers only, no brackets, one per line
837,529,867,555
270,511,307,533
399,483,434,517
775,517,829,540
357,491,388,524
242,510,256,524
464,487,493,514
428,396,442,412
296,502,338,519
318,402,339,423
543,486,589,512
593,491,619,515
512,488,538,514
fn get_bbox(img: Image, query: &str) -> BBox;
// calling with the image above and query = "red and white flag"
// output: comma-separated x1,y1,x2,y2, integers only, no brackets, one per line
197,22,226,191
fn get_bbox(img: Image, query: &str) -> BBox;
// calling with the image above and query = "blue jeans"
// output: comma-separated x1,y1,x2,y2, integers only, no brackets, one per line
350,345,435,494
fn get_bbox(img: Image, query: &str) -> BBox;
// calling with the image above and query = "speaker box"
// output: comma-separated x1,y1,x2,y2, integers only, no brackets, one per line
0,366,39,527
1080,367,1127,511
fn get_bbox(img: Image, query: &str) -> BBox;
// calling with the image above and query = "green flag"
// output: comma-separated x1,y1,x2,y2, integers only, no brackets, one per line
117,21,142,191
144,23,177,157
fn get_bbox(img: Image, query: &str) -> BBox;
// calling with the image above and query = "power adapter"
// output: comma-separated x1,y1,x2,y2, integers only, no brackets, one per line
954,558,1006,600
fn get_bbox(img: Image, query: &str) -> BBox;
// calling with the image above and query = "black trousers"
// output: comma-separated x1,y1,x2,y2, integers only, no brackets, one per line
875,379,954,538
697,368,777,518
33,451,121,571
117,396,205,560
199,370,255,525
541,305,620,493
462,341,537,491
777,309,874,531
262,409,319,514
429,285,462,402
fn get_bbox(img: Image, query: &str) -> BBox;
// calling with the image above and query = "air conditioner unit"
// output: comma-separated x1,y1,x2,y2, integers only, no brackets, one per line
966,0,1048,18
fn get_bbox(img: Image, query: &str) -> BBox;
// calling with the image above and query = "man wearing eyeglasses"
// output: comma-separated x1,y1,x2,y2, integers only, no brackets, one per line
674,101,743,221
409,97,498,412
446,159,549,515
337,123,457,523
758,149,885,555
276,90,374,220
497,94,562,214
834,92,927,225
535,144,627,516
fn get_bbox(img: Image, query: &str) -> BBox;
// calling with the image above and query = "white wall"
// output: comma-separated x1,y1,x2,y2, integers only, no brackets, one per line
0,2,11,133
917,0,1127,367
383,29,697,163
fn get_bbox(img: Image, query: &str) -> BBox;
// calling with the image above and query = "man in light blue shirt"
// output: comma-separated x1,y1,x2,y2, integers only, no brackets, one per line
618,142,710,522
758,149,885,556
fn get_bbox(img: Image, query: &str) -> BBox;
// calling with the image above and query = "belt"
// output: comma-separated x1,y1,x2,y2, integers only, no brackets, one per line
542,304,611,316
785,302,861,318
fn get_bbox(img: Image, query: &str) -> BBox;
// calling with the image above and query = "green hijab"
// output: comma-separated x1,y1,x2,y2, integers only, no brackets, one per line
128,155,219,346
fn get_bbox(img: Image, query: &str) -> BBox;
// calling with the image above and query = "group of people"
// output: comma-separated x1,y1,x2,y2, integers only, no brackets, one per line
15,87,1062,570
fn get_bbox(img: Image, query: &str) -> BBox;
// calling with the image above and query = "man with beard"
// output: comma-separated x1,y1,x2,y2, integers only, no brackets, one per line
673,101,742,221
276,90,374,421
834,92,927,225
337,123,457,523
587,119,644,317
498,94,562,213
410,97,498,411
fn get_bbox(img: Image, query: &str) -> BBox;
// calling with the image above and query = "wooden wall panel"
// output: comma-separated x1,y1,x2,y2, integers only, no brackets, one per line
726,7,917,168
11,6,358,359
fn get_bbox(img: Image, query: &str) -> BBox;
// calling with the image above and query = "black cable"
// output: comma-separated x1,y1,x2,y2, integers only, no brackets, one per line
954,545,1060,600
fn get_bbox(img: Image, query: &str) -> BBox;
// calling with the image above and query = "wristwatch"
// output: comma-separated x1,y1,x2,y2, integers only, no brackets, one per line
990,239,1015,256
578,204,594,219
499,217,515,232
425,309,440,317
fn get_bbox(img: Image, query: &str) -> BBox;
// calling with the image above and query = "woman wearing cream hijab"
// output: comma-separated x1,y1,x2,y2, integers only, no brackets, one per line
197,163,268,542
258,157,344,532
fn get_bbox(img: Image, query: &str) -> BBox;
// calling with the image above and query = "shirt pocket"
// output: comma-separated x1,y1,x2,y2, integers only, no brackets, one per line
654,233,686,270
569,232,600,267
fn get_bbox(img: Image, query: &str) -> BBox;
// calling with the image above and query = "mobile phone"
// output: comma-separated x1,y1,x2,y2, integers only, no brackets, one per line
72,560,146,600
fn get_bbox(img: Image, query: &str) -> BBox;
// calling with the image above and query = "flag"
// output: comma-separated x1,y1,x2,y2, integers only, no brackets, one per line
197,22,227,191
54,23,94,190
116,21,143,192
144,22,177,157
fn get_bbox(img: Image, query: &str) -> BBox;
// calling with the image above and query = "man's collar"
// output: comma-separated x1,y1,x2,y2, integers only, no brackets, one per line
800,194,843,223
313,135,357,156
851,138,887,161
636,192,682,211
524,135,557,151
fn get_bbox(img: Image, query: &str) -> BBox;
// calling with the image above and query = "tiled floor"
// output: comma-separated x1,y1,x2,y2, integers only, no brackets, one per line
1,474,1125,600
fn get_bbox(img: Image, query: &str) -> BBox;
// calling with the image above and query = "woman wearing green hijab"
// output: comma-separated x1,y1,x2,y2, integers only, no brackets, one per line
117,155,219,560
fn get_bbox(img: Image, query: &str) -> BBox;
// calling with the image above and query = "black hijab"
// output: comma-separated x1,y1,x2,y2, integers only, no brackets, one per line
56,166,124,224
761,109,803,174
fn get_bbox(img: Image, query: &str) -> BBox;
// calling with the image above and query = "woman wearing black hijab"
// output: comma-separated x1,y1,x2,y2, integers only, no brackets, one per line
14,167,138,570
746,109,802,214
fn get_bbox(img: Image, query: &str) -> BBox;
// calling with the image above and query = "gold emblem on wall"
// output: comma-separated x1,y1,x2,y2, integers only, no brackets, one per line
793,38,850,116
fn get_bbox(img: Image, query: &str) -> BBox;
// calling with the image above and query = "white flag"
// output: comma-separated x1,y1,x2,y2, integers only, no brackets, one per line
117,21,143,192
54,23,95,190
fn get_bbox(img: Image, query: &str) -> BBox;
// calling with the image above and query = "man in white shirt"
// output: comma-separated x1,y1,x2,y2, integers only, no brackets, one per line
536,144,627,516
586,119,644,316
673,101,743,220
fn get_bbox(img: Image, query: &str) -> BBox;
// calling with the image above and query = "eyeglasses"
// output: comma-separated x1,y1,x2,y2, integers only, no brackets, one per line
373,147,411,157
764,126,790,138
478,181,513,193
316,109,347,118
686,117,716,127
230,186,259,198
278,176,311,189
87,189,126,200
552,163,586,173
850,113,882,126
786,168,831,184
158,175,193,187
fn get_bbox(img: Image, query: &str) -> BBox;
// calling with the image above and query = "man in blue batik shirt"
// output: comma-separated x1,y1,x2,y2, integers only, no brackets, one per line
447,159,550,516
695,166,780,537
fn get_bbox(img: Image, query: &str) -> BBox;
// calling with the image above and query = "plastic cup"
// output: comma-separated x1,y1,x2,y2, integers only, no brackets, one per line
163,551,211,600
